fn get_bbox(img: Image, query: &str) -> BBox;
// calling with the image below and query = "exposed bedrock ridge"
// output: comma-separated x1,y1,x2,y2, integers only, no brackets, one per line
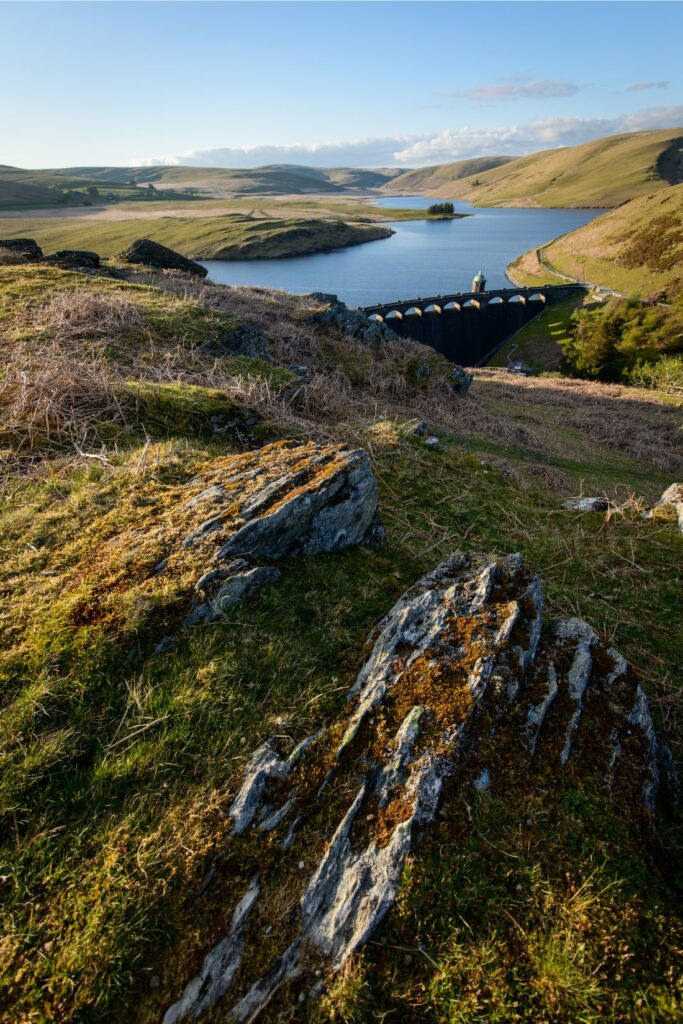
162,552,672,1024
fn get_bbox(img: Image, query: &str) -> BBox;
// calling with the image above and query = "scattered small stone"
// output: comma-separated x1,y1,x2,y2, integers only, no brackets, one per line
473,768,490,792
411,421,429,437
154,635,175,655
287,364,312,383
450,365,473,397
425,435,440,449
562,496,609,512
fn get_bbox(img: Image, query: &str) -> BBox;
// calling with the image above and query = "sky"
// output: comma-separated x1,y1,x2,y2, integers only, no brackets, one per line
1,0,682,169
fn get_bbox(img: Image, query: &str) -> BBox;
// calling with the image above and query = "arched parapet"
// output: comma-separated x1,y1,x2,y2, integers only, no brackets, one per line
424,303,442,315
508,294,526,305
443,301,461,312
528,292,546,303
385,310,403,321
405,306,422,317
367,313,384,323
463,299,480,310
488,296,505,305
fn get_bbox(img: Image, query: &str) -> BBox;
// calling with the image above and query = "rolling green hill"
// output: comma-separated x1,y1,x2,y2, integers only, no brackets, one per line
0,164,408,209
380,156,515,193
508,182,683,296
386,129,683,208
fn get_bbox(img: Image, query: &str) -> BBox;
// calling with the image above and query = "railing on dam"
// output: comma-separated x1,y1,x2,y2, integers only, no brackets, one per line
358,284,584,367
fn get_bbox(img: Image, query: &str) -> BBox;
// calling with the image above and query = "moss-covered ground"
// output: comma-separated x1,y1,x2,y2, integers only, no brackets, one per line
0,263,681,1023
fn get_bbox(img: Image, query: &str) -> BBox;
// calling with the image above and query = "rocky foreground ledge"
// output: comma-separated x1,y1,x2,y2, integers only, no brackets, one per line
162,552,672,1024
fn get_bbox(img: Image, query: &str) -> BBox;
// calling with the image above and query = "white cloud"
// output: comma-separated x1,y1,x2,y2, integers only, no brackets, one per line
130,136,419,170
131,106,683,170
627,81,670,92
394,107,683,163
458,77,581,101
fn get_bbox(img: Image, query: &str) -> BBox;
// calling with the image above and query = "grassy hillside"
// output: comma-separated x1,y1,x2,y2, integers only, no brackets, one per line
381,156,514,193
0,260,681,1023
510,183,683,297
0,165,200,210
508,183,683,294
389,129,683,208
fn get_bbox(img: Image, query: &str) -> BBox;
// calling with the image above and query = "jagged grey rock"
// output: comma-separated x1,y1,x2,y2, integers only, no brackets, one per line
162,552,669,1023
214,448,382,560
170,441,383,632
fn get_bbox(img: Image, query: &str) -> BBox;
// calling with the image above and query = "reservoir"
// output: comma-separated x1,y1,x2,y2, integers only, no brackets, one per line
200,197,604,307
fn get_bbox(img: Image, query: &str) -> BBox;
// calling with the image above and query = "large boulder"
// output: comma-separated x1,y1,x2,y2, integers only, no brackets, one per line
162,552,671,1023
0,237,43,262
43,249,100,270
116,238,208,278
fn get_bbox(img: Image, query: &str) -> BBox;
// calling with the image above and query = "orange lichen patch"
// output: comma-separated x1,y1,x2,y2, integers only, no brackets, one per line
387,610,507,735
368,796,415,847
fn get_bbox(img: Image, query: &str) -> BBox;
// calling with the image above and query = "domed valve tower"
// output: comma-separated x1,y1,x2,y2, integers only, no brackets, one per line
472,269,487,293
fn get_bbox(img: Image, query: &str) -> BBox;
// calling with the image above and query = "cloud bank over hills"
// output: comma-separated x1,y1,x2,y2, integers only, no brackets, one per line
131,105,683,169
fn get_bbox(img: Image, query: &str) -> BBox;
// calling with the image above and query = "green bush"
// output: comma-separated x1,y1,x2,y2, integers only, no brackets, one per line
427,201,455,216
626,353,683,394
562,296,683,383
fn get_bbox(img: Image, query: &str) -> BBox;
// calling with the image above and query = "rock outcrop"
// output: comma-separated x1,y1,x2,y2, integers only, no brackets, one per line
162,552,670,1023
310,299,402,344
116,238,208,278
145,441,384,634
43,249,100,269
199,324,270,362
646,482,683,534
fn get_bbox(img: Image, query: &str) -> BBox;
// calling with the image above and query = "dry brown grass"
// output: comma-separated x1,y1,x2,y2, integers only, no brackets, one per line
0,246,31,266
29,289,148,342
0,336,126,453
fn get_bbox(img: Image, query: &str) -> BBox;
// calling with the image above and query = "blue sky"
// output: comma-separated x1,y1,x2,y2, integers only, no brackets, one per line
1,1,681,168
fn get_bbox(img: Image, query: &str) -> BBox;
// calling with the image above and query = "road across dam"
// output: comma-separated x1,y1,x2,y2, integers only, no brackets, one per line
360,284,585,366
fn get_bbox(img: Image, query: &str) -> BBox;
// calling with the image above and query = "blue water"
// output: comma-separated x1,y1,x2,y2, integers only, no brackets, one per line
200,197,604,307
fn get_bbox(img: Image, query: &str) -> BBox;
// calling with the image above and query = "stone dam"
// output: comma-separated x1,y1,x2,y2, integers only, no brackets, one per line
361,284,585,366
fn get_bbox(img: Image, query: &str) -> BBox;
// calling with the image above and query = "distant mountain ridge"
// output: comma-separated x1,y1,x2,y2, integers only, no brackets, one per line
0,164,409,208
